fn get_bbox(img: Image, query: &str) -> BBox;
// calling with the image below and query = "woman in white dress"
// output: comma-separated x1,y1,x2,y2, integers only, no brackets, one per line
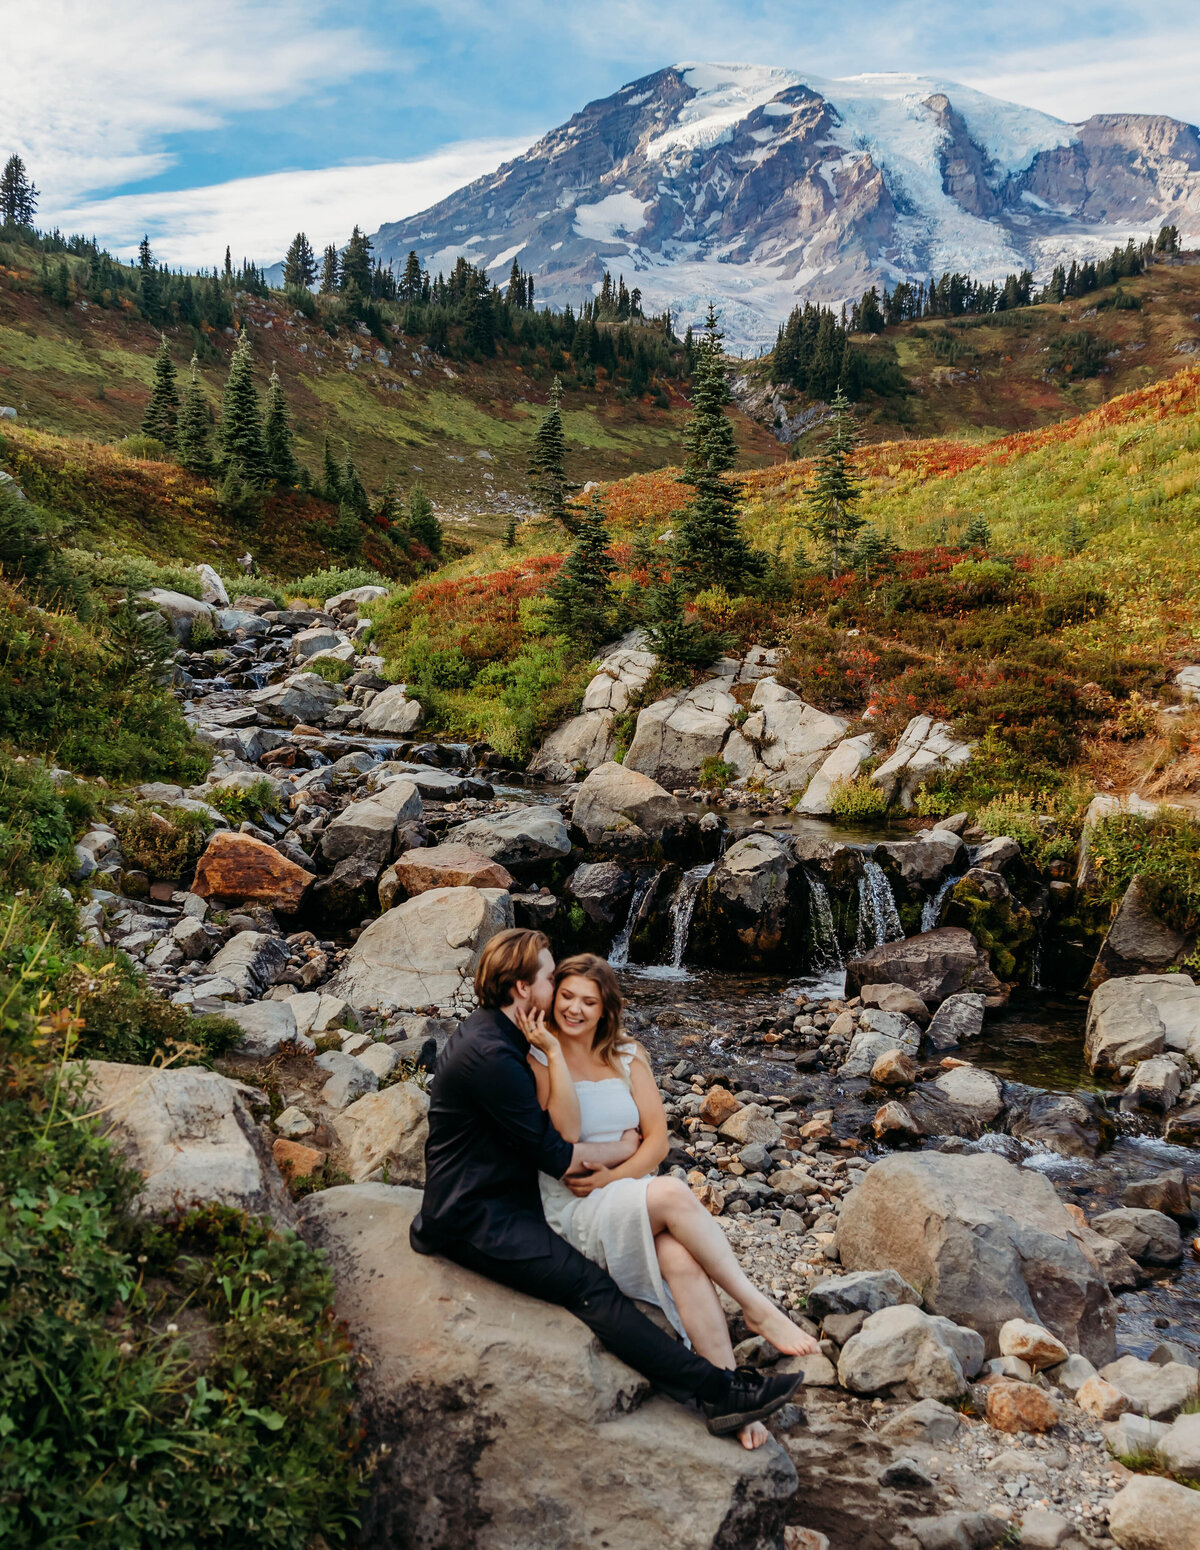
523,953,819,1450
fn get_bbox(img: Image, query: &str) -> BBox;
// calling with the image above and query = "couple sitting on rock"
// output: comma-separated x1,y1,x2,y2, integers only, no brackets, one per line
411,927,816,1446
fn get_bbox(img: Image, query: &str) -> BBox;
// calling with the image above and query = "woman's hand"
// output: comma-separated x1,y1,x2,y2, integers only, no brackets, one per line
515,1006,562,1060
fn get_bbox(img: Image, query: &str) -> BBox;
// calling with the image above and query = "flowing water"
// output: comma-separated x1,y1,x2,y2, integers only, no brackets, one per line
856,859,904,952
609,868,666,970
804,869,844,975
920,873,959,933
664,862,714,968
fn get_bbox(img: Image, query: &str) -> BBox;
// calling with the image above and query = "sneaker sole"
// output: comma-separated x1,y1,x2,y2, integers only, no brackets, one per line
704,1373,804,1437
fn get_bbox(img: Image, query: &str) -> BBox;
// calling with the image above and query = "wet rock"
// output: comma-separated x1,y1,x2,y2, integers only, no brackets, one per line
137,588,214,643
447,806,571,867
572,761,681,846
359,683,424,736
1123,1056,1183,1113
984,1378,1060,1433
82,1061,292,1224
860,982,931,1026
248,671,346,725
331,885,513,1013
836,1151,1116,1363
837,1304,982,1399
694,833,796,968
924,991,986,1050
723,681,847,793
192,830,314,911
1092,875,1193,983
876,835,963,904
392,843,514,897
930,1064,1004,1122
807,1269,922,1318
1090,1207,1182,1265
206,930,289,996
871,1048,917,1085
846,928,1002,1007
1108,1474,1200,1550
1100,1355,1199,1420
298,1184,798,1550
1165,1105,1200,1145
333,1082,429,1183
1006,1089,1107,1160
624,677,739,789
566,861,633,926
870,717,973,810
1123,1169,1193,1218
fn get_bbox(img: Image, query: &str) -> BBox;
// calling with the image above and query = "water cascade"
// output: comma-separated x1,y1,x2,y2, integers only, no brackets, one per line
921,873,960,933
609,868,666,969
663,862,714,969
804,870,843,974
856,859,904,953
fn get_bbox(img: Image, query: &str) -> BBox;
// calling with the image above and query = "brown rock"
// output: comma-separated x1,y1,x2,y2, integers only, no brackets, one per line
873,1101,920,1139
1075,1375,1128,1420
871,1049,917,1086
700,1086,742,1126
986,1379,1061,1434
272,1137,324,1183
392,843,515,898
149,881,175,901
800,1118,833,1140
192,830,314,910
998,1319,1069,1370
694,1183,725,1216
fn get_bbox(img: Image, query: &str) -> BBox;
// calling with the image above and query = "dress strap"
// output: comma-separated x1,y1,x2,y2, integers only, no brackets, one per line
528,1046,549,1067
616,1039,638,1077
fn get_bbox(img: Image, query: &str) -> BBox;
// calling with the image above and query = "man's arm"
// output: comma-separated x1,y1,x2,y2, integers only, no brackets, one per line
462,1040,576,1177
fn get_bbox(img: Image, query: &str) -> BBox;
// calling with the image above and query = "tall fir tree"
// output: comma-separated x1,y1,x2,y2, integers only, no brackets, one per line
320,244,340,294
674,305,760,589
341,452,369,515
546,495,616,645
408,485,443,557
218,330,268,486
339,226,373,305
963,512,990,552
527,375,578,532
400,250,422,300
803,385,864,574
138,235,162,323
263,365,298,485
0,154,38,226
176,354,213,476
321,436,342,501
141,334,179,450
282,231,317,289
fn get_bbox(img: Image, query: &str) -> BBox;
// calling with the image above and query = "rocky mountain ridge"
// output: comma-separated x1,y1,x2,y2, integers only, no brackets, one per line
372,63,1200,350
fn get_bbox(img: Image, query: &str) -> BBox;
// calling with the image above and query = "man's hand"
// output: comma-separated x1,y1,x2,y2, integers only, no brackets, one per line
565,1164,617,1197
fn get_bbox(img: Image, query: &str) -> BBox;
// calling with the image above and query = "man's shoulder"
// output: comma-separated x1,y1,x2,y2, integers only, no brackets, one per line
442,1007,517,1068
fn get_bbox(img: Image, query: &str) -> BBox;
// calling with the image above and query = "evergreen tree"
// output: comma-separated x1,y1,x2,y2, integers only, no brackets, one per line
282,231,317,289
853,525,897,582
1064,513,1087,556
546,495,616,645
320,244,340,294
263,365,298,485
141,334,179,450
400,250,423,301
503,515,517,547
527,375,578,533
321,437,342,501
138,235,162,323
176,354,213,475
803,385,864,574
643,578,723,674
376,478,405,532
218,330,268,486
409,485,443,557
339,226,373,307
674,305,760,589
341,452,369,515
963,512,990,552
0,154,38,227
51,258,70,308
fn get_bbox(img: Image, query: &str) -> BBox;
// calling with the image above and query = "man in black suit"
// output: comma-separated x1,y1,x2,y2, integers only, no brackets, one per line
411,927,801,1435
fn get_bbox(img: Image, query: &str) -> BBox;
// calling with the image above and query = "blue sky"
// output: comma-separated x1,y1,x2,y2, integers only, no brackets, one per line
4,0,1198,267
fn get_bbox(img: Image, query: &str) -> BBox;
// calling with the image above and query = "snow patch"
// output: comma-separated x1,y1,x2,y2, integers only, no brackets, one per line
488,242,526,271
573,191,652,241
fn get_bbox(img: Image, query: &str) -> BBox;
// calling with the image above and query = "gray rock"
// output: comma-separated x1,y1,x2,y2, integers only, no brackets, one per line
529,711,616,782
879,1458,935,1491
248,671,346,725
1100,1355,1199,1420
694,833,797,968
1124,1169,1193,1218
222,999,314,1057
320,799,402,866
859,982,932,1026
359,683,423,736
795,732,875,815
1124,1056,1184,1113
870,716,973,810
807,1269,922,1319
837,1304,982,1399
623,677,739,788
722,679,847,793
136,588,214,643
1108,1474,1200,1550
571,761,680,846
846,928,1003,1007
1157,1412,1200,1476
879,1397,963,1445
1091,1207,1183,1265
909,1512,1007,1550
566,861,633,925
1103,1412,1170,1457
1093,875,1192,981
1017,1510,1072,1550
1047,1352,1097,1396
314,1049,378,1110
206,931,289,996
447,805,571,866
332,1082,428,1182
925,992,986,1049
930,1064,1004,1122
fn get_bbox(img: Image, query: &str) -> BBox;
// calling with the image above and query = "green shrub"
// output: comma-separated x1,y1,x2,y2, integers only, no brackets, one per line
974,791,1084,867
114,804,213,881
289,565,388,602
118,433,169,461
828,774,890,821
72,960,242,1064
698,755,736,792
0,754,96,892
58,549,206,600
913,785,954,819
1087,807,1200,930
0,1066,363,1545
307,655,354,684
188,610,217,649
206,778,281,827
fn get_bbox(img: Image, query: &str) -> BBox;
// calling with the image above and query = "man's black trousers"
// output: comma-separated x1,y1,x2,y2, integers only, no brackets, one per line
421,1220,726,1404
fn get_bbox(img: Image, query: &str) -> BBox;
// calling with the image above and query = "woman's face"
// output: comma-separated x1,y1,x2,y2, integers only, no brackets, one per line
554,974,604,1045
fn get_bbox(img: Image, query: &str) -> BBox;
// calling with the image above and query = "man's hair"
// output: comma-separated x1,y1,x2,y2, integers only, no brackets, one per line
473,928,551,1008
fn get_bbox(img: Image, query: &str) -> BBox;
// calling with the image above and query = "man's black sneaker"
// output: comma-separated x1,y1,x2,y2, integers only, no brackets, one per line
702,1367,804,1437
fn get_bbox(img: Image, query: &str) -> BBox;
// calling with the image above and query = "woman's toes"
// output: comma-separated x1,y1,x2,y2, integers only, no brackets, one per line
739,1421,768,1450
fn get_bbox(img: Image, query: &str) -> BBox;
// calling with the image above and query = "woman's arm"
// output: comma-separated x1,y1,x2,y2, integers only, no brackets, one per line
528,1045,582,1143
564,1047,669,1196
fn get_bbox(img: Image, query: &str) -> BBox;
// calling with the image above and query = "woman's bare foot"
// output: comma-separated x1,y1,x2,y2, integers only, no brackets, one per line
744,1300,820,1357
738,1420,769,1450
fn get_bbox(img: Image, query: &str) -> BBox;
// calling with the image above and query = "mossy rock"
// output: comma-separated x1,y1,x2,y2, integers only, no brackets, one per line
945,876,1037,983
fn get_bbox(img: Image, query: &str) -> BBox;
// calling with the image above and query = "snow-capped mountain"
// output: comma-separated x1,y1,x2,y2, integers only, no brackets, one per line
371,63,1200,352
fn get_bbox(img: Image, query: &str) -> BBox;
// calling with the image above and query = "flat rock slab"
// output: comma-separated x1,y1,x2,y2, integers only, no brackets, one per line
392,843,514,897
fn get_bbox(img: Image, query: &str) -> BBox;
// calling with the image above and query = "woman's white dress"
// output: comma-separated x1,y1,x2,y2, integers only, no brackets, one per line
534,1041,684,1338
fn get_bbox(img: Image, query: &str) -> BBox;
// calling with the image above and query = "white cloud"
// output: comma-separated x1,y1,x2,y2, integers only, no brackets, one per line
54,140,533,268
1,0,380,202
963,32,1200,125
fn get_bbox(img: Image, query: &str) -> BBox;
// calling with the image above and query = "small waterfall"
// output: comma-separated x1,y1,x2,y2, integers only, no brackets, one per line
804,869,843,973
609,868,666,969
1030,924,1045,991
921,874,959,933
856,859,904,953
664,862,714,969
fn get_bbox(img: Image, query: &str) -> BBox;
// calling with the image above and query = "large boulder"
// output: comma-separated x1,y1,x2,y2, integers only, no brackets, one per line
581,647,657,713
572,762,680,846
870,717,973,809
332,1083,429,1183
291,625,345,660
837,1304,984,1400
795,733,875,815
222,999,314,1057
327,584,389,610
836,1152,1117,1364
876,835,964,905
248,671,346,725
359,683,423,736
191,830,314,911
1083,975,1200,1073
1108,1475,1200,1550
321,790,418,866
137,588,214,643
206,930,289,996
723,680,848,794
1090,1208,1182,1266
528,712,615,782
846,927,1003,1006
390,843,514,898
298,1185,797,1550
1091,876,1193,984
330,886,513,1014
566,860,633,925
692,833,796,968
447,805,571,867
623,678,738,788
83,1062,292,1223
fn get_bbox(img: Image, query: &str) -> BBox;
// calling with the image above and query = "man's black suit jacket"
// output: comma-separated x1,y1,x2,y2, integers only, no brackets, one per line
410,1005,575,1260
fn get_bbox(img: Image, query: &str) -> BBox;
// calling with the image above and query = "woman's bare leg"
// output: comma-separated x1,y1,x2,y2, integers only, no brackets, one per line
655,1234,768,1451
646,1177,818,1356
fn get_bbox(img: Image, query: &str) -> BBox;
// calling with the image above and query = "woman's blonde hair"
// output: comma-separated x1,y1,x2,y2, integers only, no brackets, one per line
553,953,628,1077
